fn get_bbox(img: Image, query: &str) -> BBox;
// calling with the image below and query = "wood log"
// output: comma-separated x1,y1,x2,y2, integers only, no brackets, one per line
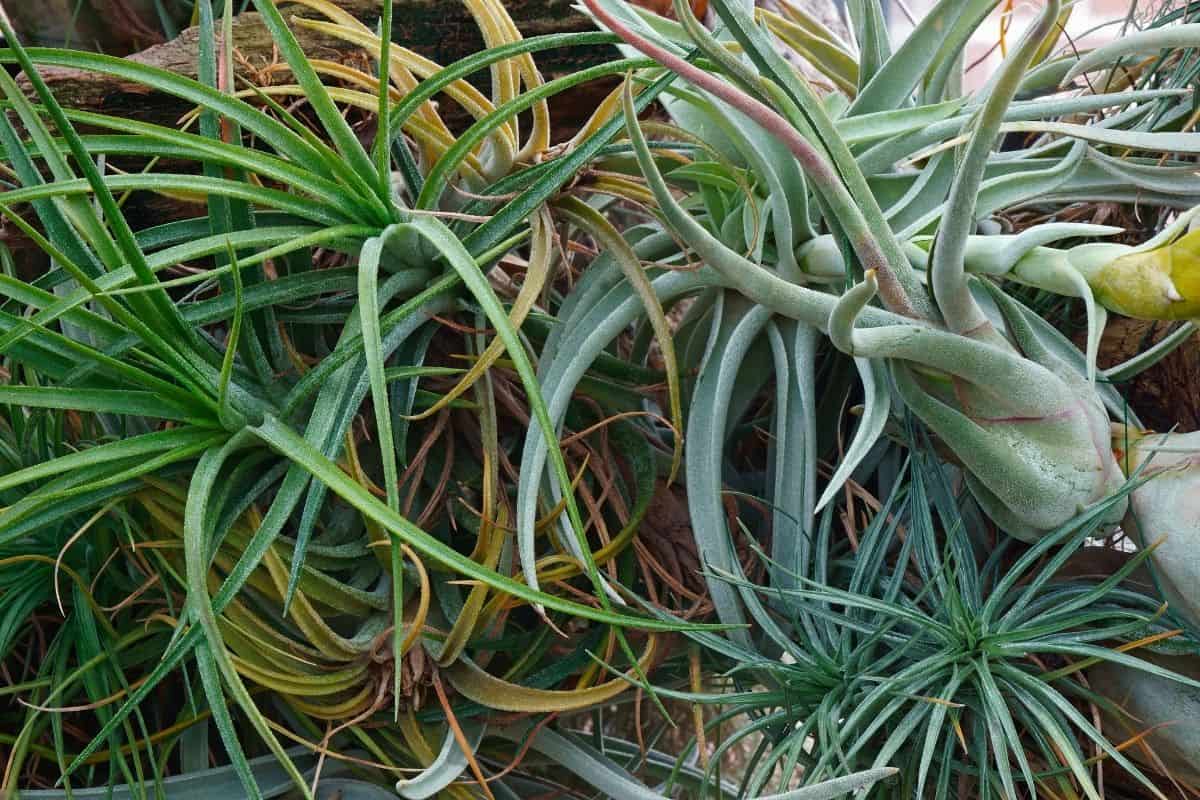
3,0,167,53
8,0,849,133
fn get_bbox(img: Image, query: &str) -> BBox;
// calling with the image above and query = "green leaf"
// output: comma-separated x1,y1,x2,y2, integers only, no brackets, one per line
252,414,709,632
248,0,384,205
0,386,196,421
1064,23,1200,81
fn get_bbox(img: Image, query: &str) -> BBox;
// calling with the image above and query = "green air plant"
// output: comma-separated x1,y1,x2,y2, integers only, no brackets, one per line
0,1,911,797
1087,652,1200,788
563,0,1200,550
502,0,1200,792
3,0,1200,796
1083,423,1200,791
1116,426,1200,633
0,0,725,796
625,442,1186,797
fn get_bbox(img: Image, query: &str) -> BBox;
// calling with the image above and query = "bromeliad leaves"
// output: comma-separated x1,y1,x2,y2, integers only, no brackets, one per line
0,2,715,797
586,0,1200,543
3,0,1200,798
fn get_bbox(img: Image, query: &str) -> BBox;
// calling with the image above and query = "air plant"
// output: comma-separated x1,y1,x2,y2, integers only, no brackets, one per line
561,0,1200,548
634,444,1183,798
0,0,713,795
1117,427,1200,632
3,0,1200,796
1082,423,1200,791
0,0,906,796
1087,652,1200,789
522,0,1200,792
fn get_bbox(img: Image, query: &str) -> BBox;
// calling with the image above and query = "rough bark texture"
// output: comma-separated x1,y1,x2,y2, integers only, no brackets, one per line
6,0,598,57
20,7,369,129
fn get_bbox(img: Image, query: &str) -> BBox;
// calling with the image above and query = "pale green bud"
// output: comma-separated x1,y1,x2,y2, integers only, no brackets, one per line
1089,654,1200,785
889,285,1127,541
1118,427,1200,630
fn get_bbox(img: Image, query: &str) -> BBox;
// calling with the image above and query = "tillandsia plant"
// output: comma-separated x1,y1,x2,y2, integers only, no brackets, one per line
1082,423,1200,790
622,440,1186,797
0,0,724,797
577,0,1200,541
1116,426,1200,632
507,0,1200,793
4,0,1200,797
0,0,901,798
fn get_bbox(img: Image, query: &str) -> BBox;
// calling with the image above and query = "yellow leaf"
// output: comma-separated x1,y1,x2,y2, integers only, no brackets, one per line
1090,229,1200,320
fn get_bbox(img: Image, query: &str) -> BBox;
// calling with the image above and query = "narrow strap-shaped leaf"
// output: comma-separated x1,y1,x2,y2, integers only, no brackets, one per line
928,0,1062,338
415,56,653,210
815,357,889,512
765,320,819,594
460,55,691,260
0,386,195,421
686,300,769,643
248,0,385,205
405,208,553,422
0,48,363,191
184,434,313,799
1064,23,1200,82
0,112,104,279
0,175,348,227
0,428,215,495
554,198,684,481
21,748,321,799
193,642,263,800
358,227,404,513
252,414,711,632
373,0,394,198
46,111,363,216
404,215,621,616
857,89,1190,174
444,638,656,713
845,0,892,90
847,0,995,115
394,723,486,800
0,18,195,343
1000,120,1200,154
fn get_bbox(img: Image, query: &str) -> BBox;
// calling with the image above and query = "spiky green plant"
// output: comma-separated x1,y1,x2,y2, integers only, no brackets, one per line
517,0,1200,793
0,1,722,796
4,0,1200,796
0,0,910,797
630,441,1183,797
